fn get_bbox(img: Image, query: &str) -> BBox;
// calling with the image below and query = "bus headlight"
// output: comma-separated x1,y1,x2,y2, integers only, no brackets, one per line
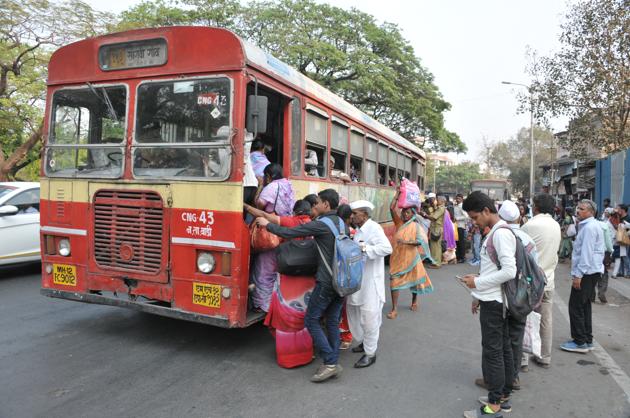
197,252,215,274
58,239,71,257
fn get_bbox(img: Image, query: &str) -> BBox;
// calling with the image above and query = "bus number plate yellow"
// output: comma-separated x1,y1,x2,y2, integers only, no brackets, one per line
192,282,221,308
53,264,77,286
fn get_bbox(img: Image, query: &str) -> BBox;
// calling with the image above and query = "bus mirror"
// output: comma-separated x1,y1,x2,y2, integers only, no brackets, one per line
246,95,268,135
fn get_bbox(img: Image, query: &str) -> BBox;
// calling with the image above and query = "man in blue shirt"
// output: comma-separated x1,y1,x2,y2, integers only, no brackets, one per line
561,199,605,353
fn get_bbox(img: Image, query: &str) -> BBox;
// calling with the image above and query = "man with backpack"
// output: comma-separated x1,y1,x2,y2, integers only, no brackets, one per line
460,191,519,417
258,189,348,382
561,199,605,353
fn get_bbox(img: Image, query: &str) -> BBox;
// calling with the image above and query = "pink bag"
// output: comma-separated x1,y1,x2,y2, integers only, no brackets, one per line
397,178,421,208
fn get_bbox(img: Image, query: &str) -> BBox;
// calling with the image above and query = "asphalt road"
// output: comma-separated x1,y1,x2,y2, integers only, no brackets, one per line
1,261,629,418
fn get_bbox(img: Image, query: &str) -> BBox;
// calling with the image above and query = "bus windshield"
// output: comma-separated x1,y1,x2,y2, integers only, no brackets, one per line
133,77,232,180
45,85,126,178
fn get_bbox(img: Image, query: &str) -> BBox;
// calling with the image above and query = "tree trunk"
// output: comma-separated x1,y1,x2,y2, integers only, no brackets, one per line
0,122,44,181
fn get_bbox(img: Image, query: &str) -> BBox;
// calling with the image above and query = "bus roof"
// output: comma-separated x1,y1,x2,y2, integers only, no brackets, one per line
48,26,424,158
241,41,424,157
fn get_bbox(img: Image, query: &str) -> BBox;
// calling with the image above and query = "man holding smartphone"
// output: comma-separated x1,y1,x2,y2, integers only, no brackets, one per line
460,191,517,418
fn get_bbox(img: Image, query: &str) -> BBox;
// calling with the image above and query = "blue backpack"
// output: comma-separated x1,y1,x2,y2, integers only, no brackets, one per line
315,216,365,297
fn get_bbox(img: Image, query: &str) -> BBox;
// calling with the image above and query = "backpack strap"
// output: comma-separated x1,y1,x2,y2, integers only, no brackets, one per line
314,215,339,278
315,240,333,277
485,224,515,268
319,215,341,237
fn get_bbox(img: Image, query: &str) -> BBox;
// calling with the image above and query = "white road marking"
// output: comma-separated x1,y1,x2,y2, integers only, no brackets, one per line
554,292,630,403
608,277,630,300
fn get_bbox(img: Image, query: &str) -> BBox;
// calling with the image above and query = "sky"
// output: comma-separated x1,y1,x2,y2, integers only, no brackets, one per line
84,0,571,161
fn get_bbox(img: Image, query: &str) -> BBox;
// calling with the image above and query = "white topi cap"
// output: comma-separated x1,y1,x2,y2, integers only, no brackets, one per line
499,200,520,222
350,200,375,211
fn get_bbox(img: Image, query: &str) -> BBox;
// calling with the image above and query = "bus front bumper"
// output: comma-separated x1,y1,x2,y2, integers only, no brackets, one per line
40,288,265,328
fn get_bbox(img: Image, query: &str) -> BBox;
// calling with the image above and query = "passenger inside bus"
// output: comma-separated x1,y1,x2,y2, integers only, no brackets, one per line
250,139,271,180
330,155,351,182
304,148,320,177
245,84,285,166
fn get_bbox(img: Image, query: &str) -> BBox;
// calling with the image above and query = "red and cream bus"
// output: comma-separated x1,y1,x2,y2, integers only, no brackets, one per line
40,27,426,328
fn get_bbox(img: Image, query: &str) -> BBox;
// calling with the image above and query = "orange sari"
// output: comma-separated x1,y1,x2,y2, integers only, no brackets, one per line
389,216,434,294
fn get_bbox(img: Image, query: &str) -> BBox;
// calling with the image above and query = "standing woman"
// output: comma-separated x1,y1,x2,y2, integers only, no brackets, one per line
442,206,457,264
518,203,529,226
250,163,295,312
387,188,434,319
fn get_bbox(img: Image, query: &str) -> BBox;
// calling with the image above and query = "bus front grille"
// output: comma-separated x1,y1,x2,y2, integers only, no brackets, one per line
93,190,164,274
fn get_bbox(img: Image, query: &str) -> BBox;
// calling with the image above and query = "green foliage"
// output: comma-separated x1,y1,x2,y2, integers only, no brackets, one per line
489,126,555,197
116,0,465,153
433,162,482,194
0,0,115,180
524,0,629,156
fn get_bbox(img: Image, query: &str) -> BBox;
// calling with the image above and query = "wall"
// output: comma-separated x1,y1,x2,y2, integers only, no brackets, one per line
595,149,629,210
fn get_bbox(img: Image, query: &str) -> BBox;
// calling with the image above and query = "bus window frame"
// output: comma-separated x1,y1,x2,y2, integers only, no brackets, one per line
44,82,130,179
131,74,235,182
304,102,330,180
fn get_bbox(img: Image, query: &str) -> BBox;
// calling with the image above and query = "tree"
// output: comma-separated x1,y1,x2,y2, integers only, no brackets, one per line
116,0,466,153
489,126,556,197
434,162,482,194
523,0,629,156
0,0,115,180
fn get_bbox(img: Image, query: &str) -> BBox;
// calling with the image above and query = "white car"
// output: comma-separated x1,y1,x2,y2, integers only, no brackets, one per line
0,182,41,265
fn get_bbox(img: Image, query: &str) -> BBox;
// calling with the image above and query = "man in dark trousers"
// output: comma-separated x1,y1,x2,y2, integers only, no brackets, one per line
461,191,518,417
561,199,605,353
257,188,346,383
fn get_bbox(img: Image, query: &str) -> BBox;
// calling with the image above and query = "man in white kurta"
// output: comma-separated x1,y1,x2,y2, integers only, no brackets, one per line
347,200,393,368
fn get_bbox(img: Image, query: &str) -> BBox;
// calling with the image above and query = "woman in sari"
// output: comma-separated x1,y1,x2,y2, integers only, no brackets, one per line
442,206,457,264
250,163,295,312
387,188,434,319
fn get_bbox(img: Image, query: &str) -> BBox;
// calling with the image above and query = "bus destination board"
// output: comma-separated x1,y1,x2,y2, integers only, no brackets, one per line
99,38,167,71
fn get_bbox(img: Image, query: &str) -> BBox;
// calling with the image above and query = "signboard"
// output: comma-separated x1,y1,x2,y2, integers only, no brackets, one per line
99,38,168,71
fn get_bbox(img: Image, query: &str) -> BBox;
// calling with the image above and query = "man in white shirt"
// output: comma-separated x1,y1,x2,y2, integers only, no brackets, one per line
347,200,393,368
461,191,517,418
520,194,561,369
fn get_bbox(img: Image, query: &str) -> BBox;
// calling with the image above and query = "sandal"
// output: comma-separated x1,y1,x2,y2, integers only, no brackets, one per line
410,303,418,312
386,310,398,319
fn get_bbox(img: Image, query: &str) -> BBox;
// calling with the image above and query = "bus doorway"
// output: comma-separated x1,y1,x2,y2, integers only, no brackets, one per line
246,83,287,167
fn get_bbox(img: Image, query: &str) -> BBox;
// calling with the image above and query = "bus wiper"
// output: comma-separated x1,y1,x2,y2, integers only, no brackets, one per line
86,82,118,122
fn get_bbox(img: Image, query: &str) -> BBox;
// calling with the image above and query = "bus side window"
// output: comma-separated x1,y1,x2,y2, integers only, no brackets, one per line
305,107,328,177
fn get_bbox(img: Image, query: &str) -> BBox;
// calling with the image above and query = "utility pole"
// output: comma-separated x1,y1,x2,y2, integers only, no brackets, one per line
502,81,535,205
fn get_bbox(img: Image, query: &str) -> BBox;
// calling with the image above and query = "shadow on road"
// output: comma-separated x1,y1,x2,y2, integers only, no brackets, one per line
0,262,41,280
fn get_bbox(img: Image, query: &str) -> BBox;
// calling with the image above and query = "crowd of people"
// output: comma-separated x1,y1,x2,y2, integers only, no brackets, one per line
242,143,624,416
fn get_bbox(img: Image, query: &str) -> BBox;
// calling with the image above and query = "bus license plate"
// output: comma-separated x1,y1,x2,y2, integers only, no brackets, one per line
53,264,77,286
192,282,221,308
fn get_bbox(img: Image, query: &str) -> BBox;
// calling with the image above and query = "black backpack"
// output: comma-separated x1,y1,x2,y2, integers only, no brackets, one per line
276,239,318,276
487,225,547,320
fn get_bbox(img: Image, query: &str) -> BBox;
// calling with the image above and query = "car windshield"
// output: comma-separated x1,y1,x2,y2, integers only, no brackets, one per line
45,85,126,178
133,77,232,179
0,185,17,200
